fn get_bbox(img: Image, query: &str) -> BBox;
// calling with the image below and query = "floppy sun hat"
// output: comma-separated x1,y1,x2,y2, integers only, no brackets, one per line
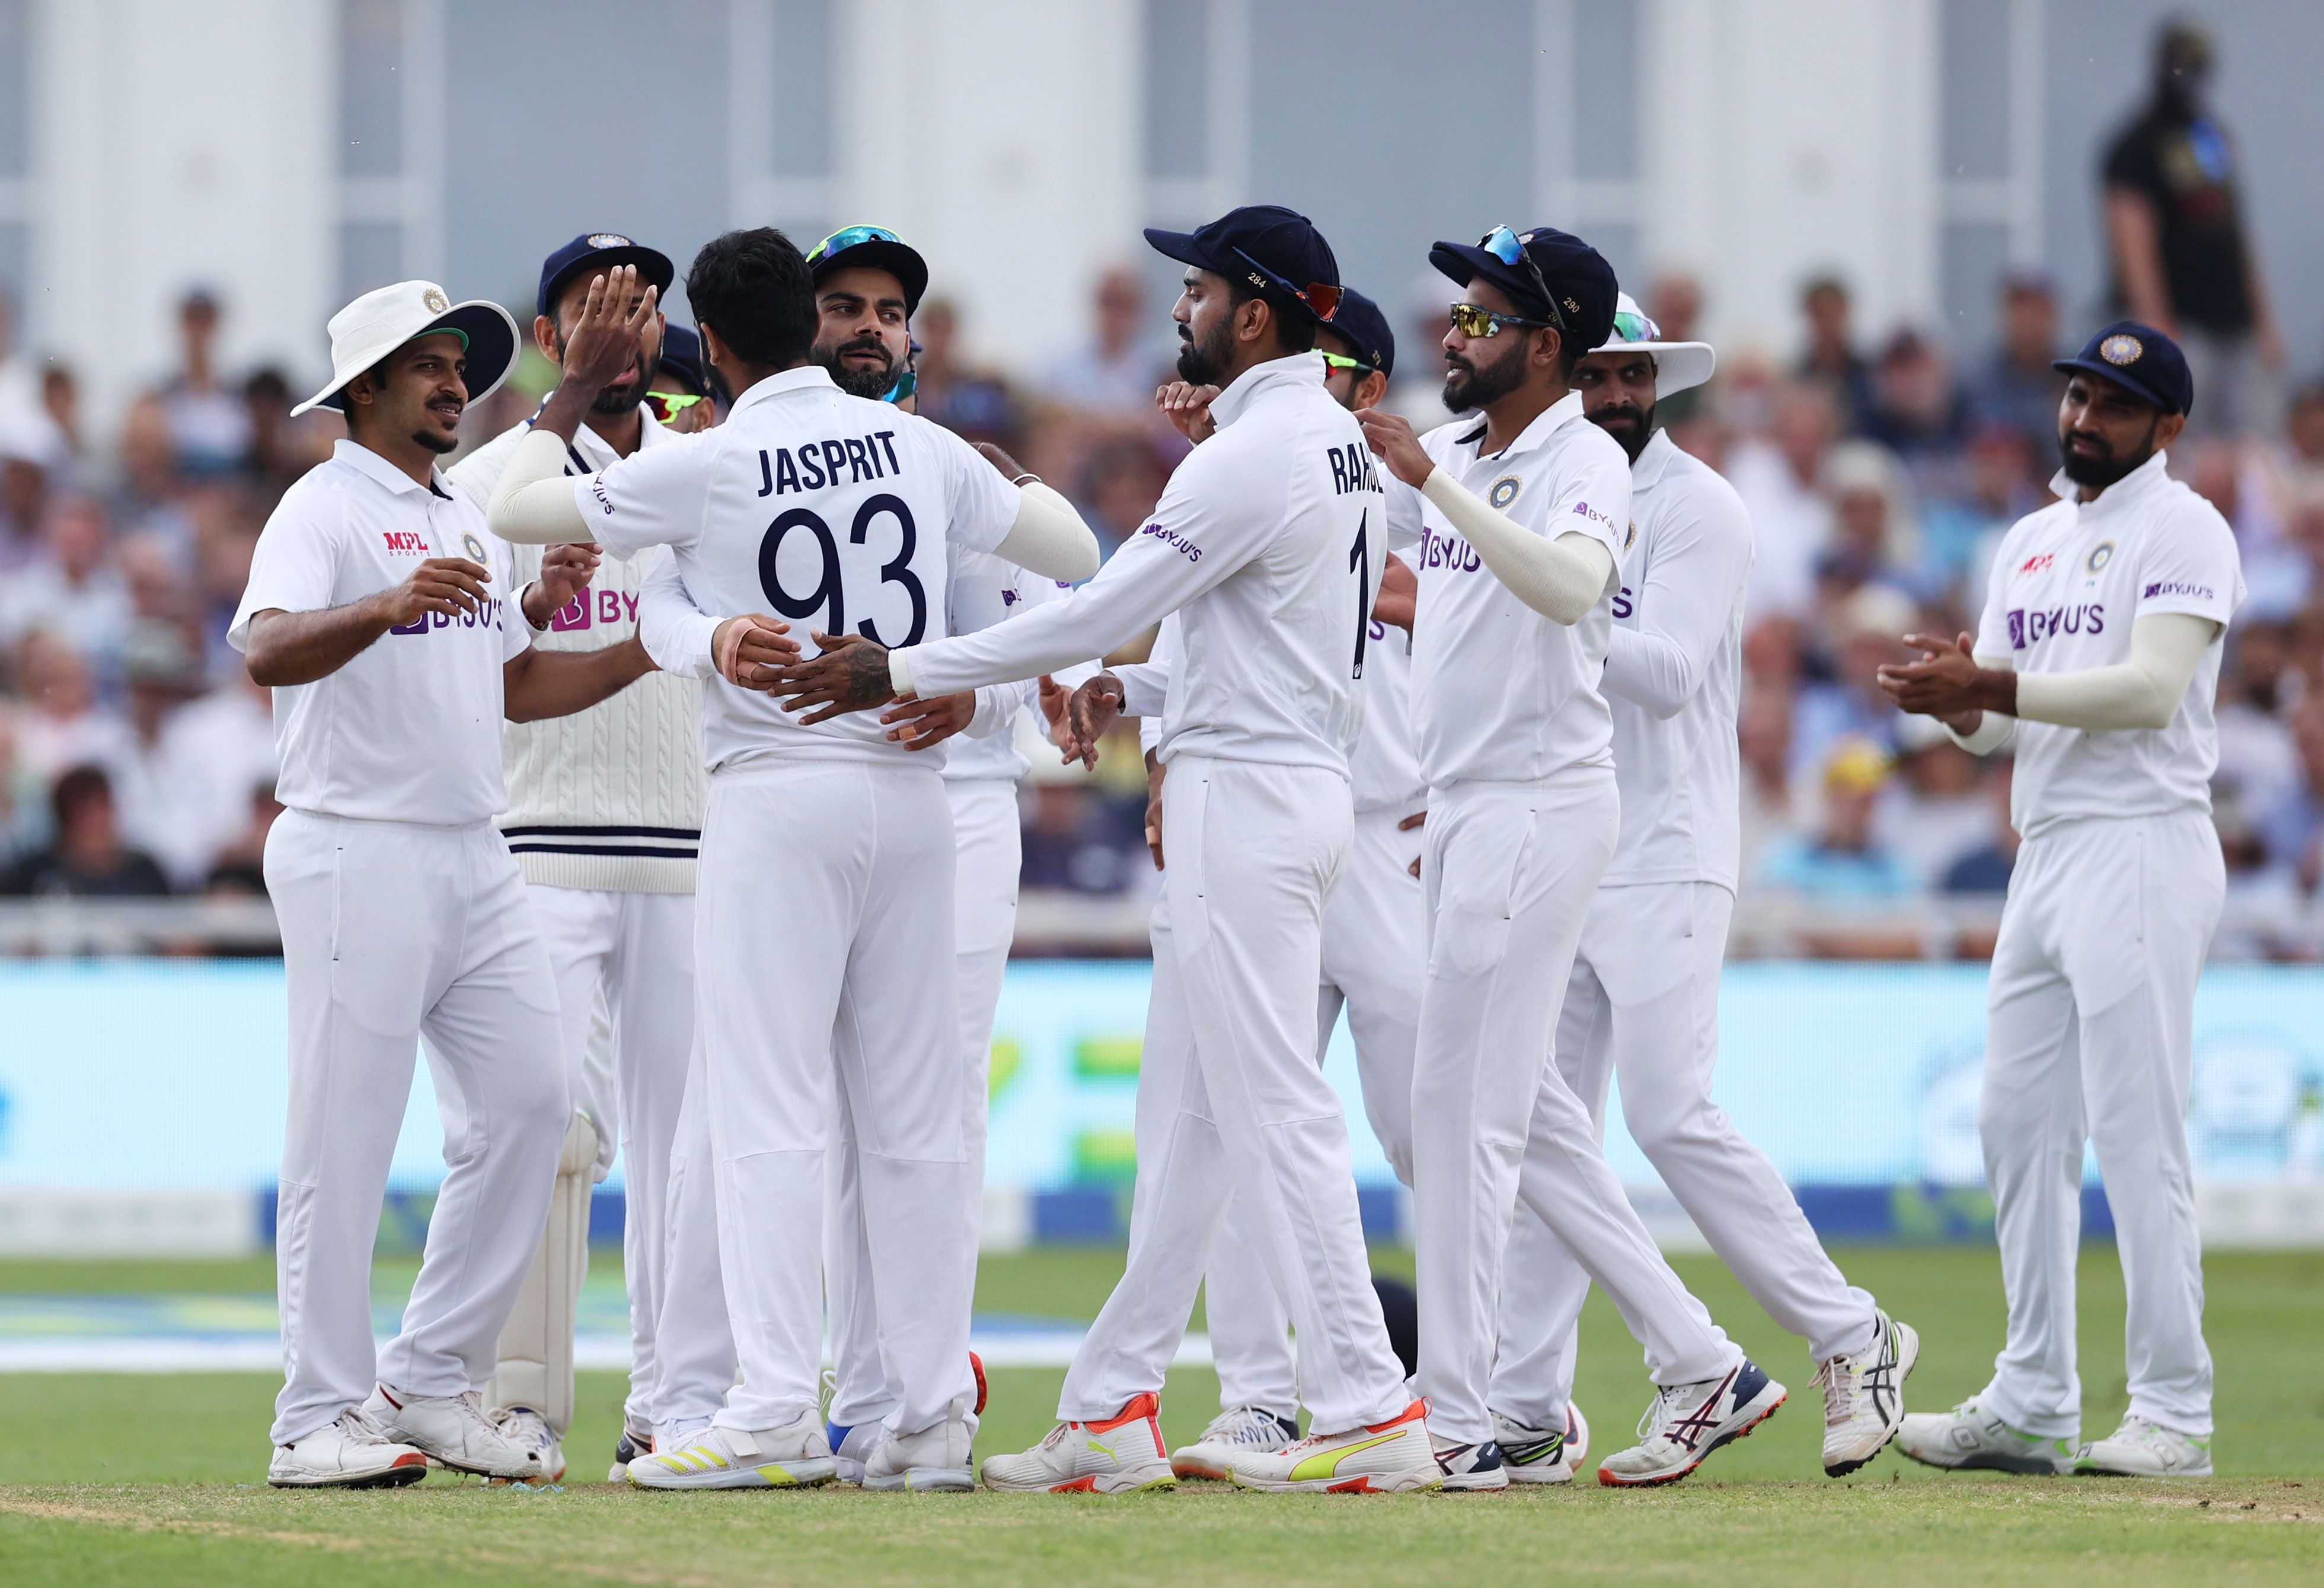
1592,290,1715,395
292,280,521,418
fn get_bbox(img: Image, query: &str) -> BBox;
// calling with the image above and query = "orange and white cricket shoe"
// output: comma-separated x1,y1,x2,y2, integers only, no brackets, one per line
980,1392,1177,1493
1227,1398,1441,1493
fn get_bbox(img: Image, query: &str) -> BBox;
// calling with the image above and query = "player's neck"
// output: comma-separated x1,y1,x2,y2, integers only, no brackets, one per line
1479,378,1570,456
351,426,442,488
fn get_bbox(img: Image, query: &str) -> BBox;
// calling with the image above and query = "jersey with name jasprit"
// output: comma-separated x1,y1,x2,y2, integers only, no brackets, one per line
228,438,529,826
572,364,1019,771
1973,449,2244,839
1387,391,1632,790
904,352,1383,777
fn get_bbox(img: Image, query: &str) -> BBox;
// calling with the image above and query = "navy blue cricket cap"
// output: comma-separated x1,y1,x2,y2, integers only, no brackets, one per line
2053,320,2194,417
806,225,931,318
537,232,675,321
1431,225,1618,353
656,324,706,395
1317,287,1395,379
1144,205,1343,325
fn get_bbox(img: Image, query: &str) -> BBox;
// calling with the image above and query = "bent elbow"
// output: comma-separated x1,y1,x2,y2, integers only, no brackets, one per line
1056,534,1100,583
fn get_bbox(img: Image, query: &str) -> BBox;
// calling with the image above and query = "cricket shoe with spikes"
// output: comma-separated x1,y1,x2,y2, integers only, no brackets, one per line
1170,1404,1300,1481
627,1414,837,1490
1816,1311,1918,1476
608,1423,654,1484
267,1407,429,1489
1228,1398,1441,1493
1493,1403,1589,1485
981,1392,1177,1493
365,1386,545,1482
864,1413,976,1491
1895,1397,2074,1475
1597,1360,1787,1487
490,1405,564,1484
2073,1416,2211,1478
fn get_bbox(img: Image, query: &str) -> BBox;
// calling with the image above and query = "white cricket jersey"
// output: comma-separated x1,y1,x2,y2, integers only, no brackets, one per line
451,407,708,891
572,364,1019,773
1387,391,1631,790
901,352,1384,778
228,438,530,825
1974,449,2245,840
941,547,1074,783
1349,614,1422,814
1600,429,1753,890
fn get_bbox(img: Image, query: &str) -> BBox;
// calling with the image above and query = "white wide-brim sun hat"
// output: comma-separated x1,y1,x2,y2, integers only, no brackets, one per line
291,279,521,417
1593,290,1715,396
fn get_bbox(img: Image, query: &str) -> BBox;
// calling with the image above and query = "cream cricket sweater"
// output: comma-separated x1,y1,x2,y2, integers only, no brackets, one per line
449,411,706,893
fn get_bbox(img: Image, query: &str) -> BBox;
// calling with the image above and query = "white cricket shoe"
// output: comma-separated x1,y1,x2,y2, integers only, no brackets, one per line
981,1392,1177,1493
1597,1359,1787,1487
1430,1433,1509,1491
863,1414,976,1492
2074,1416,2213,1478
1170,1404,1299,1481
366,1386,545,1481
628,1416,837,1490
1815,1311,1919,1476
491,1405,565,1483
267,1407,430,1489
1895,1396,2074,1475
1493,1403,1589,1485
1228,1398,1440,1493
828,1421,881,1485
608,1423,653,1483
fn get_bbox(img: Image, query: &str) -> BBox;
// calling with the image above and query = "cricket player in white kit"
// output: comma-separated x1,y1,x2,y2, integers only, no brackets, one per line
777,206,1434,1494
1486,295,1920,1482
1883,323,2241,1480
1141,288,1432,1481
1360,228,1779,1490
240,282,656,1488
448,233,703,1481
488,235,1099,1493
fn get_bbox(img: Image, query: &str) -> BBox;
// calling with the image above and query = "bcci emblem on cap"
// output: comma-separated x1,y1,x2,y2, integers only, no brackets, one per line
2100,333,2143,366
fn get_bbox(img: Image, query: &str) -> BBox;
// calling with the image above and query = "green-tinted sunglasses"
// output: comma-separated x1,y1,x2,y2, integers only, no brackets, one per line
644,390,706,424
1607,309,1663,344
1319,350,1372,373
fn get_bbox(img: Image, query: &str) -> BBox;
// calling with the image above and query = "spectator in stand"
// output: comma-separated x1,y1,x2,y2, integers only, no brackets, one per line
1757,738,1916,901
2259,694,2324,893
111,621,205,886
0,764,170,898
0,707,47,865
1043,264,1169,422
910,296,1020,447
1815,441,1920,603
39,362,87,482
1794,274,1872,434
1862,328,1967,481
1728,381,1838,619
108,394,188,546
238,368,307,500
1017,769,1143,896
2209,798,2314,963
2102,17,2282,438
186,482,260,677
155,289,253,479
153,657,278,889
1968,271,2067,467
202,779,283,899
2250,481,2324,622
1792,581,1916,782
0,414,55,573
0,497,132,670
2212,618,2300,821
1940,760,2020,896
1735,685,1798,884
11,630,129,787
1927,418,2039,605
1075,434,1169,563
1875,717,1993,888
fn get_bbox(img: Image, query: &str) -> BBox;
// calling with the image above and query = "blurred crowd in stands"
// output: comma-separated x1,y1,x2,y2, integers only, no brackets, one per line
2,18,2320,958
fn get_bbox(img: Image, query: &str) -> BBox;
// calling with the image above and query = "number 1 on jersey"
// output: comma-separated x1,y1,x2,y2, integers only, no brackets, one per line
1350,512,1370,680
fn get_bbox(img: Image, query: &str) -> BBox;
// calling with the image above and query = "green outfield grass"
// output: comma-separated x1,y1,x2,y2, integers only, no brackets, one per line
1,1245,2319,1585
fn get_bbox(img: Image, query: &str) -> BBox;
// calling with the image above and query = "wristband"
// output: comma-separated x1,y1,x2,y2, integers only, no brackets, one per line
519,581,551,631
1011,471,1042,486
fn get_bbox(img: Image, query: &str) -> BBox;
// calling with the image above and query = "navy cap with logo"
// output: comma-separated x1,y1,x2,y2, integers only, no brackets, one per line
537,232,675,321
656,324,706,396
2052,319,2194,417
1318,287,1395,379
1431,225,1618,354
806,224,931,318
1144,205,1343,325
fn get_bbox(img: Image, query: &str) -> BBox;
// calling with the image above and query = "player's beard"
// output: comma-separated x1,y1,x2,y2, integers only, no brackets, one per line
1175,312,1234,387
1591,398,1656,463
555,328,660,414
817,333,901,400
1442,338,1527,414
410,427,459,455
2058,416,2159,488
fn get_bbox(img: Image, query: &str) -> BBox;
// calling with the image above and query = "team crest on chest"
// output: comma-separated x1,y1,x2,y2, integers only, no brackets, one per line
461,531,487,564
1488,475,1522,510
2084,539,2115,576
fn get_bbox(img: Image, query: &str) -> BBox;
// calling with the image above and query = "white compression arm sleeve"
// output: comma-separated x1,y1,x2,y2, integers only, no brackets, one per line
993,481,1101,584
2012,612,2217,731
487,427,594,545
1942,695,2017,755
1419,467,1614,625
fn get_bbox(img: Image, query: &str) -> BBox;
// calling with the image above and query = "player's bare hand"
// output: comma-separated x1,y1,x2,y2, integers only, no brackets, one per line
713,614,797,689
558,264,658,394
770,630,896,723
973,440,1030,481
1036,673,1070,738
378,557,490,626
1145,756,1166,871
531,542,601,621
1374,551,1417,632
1154,381,1220,443
1400,809,1426,877
1061,672,1125,768
1877,631,2003,717
881,690,976,750
1358,408,1433,488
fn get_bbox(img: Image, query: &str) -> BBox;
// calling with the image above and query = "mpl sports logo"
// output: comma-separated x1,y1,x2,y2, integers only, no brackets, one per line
381,531,430,557
2005,602,2103,650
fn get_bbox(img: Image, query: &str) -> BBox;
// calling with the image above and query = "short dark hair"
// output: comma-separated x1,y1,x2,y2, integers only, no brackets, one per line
1226,276,1319,357
686,228,816,369
52,763,113,829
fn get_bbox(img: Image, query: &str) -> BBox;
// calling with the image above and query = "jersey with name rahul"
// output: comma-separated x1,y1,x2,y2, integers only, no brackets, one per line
228,438,530,825
1387,391,1632,790
572,364,1019,772
1974,449,2244,839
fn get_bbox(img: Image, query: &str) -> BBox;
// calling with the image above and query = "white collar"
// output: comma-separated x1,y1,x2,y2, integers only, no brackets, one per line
331,437,451,499
2046,446,2173,519
1630,426,1681,488
1452,389,1586,464
727,363,839,418
1207,350,1327,430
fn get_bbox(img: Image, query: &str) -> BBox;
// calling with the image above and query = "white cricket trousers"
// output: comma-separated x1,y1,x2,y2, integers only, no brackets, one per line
648,1028,733,1439
1058,756,1409,1434
265,810,568,1446
1412,775,1736,1445
696,761,975,1438
1490,881,1878,1428
1203,805,1424,1418
826,777,1020,1430
492,885,695,1435
1978,809,2222,1441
